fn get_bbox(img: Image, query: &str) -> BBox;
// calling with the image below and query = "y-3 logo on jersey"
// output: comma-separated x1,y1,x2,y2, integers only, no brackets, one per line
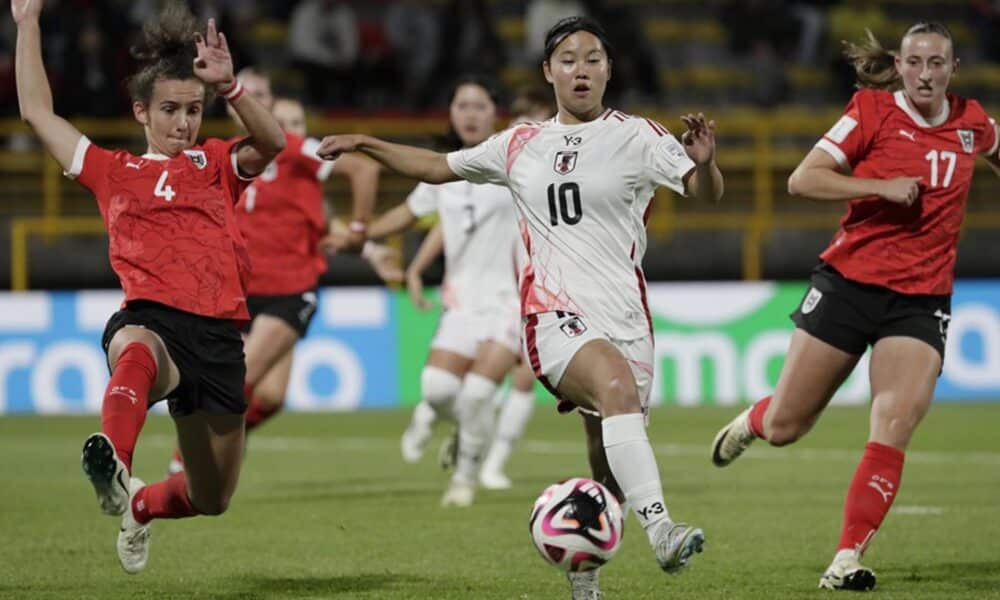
563,135,582,146
554,151,578,175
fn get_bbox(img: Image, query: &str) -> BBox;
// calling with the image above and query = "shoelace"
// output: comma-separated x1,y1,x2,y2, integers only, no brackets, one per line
124,525,149,554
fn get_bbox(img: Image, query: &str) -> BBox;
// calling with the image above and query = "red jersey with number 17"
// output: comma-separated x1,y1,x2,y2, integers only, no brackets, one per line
67,136,254,319
814,89,997,295
235,132,334,295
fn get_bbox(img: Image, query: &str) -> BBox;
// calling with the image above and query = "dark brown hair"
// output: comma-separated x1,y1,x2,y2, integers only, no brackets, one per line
126,1,203,104
510,85,554,120
843,22,954,90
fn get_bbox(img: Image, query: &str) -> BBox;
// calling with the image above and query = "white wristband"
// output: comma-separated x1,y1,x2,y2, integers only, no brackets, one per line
219,80,244,101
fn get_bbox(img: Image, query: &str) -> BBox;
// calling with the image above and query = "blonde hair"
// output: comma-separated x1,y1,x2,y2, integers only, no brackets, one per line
843,22,954,90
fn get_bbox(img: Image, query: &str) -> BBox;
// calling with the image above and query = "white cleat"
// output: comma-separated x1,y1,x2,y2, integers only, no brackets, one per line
479,469,512,490
440,476,476,508
711,407,756,467
567,569,602,599
400,423,432,464
819,550,876,591
81,432,130,516
653,521,705,573
117,478,151,574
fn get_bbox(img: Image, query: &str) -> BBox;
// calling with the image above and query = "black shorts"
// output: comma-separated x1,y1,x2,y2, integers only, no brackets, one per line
791,263,951,359
244,289,318,337
102,300,246,418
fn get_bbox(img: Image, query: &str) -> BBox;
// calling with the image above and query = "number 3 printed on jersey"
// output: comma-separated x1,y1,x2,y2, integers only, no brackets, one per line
154,171,176,202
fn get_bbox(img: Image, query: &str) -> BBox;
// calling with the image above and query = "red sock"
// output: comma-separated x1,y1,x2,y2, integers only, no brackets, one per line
132,472,200,524
747,396,771,439
837,442,905,555
244,396,282,432
101,343,157,472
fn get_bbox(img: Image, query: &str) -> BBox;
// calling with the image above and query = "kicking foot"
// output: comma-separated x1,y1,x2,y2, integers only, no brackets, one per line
81,432,130,516
652,521,705,573
711,407,756,467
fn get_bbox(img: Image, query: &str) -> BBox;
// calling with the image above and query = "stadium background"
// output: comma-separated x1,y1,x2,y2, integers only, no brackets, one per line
1,0,999,413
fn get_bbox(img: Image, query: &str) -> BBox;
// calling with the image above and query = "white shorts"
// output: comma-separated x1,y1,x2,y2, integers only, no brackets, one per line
523,312,653,417
430,306,522,359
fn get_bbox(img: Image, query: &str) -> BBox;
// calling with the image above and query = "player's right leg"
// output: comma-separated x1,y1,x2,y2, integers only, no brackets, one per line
401,311,474,464
711,329,859,466
85,324,180,516
480,362,536,490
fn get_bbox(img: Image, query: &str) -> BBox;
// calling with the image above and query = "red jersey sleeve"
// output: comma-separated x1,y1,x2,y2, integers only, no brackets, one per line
814,90,880,169
203,137,254,204
978,113,998,157
65,136,115,199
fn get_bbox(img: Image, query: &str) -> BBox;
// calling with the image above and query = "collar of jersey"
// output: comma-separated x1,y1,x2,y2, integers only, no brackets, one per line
141,152,170,161
894,90,950,128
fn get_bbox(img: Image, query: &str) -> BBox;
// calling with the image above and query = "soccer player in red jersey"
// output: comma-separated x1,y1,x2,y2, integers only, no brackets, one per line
166,71,399,474
12,0,285,573
711,22,1000,591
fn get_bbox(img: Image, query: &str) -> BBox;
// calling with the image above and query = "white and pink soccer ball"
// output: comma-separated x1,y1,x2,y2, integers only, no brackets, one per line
529,478,624,572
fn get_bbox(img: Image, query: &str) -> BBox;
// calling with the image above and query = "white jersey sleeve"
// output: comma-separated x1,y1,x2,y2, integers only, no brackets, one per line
641,119,696,195
406,182,440,217
446,127,519,186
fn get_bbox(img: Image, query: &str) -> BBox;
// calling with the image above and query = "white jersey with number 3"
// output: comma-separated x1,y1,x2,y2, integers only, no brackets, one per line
406,180,519,312
447,109,695,339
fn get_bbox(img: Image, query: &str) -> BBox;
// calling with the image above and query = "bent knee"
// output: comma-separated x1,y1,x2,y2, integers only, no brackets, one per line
421,366,463,407
766,417,808,447
190,492,232,516
596,375,640,414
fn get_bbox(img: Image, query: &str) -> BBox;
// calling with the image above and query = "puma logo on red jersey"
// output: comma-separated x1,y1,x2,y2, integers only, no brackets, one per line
898,129,916,142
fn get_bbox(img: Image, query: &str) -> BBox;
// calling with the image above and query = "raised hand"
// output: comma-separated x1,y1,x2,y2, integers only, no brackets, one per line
878,176,923,206
11,0,42,24
680,112,717,165
316,135,364,161
193,18,234,88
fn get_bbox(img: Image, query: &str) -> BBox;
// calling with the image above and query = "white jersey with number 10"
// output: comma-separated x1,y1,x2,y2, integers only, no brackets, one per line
447,109,695,340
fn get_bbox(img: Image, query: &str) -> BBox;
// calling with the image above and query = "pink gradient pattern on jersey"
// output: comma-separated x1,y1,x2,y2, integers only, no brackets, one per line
506,125,542,175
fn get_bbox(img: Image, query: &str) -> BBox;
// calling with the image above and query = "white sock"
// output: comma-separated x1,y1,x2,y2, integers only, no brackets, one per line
482,389,535,475
453,373,499,483
602,413,671,544
420,366,462,421
409,400,436,432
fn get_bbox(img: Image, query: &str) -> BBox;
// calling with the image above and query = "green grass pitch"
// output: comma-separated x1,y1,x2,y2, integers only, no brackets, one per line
2,404,999,599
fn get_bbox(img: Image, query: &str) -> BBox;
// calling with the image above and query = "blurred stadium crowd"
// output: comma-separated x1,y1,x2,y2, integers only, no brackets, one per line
1,0,999,116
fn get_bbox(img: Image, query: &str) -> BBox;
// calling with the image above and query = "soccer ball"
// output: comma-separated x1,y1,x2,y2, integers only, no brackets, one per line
529,478,624,572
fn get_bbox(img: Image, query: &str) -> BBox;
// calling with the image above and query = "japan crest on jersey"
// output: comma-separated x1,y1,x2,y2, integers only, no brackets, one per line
183,150,208,169
957,130,975,154
553,150,578,175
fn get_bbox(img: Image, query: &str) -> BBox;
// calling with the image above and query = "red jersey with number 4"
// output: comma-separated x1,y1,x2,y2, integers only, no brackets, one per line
235,132,333,295
815,89,998,295
67,136,254,319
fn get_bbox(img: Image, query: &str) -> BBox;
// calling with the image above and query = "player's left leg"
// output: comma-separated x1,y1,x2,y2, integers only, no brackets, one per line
480,362,536,490
122,412,244,574
443,340,520,507
243,314,300,431
820,335,940,591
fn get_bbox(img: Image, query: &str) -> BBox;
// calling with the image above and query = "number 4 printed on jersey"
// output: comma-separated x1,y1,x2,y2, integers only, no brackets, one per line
154,171,176,202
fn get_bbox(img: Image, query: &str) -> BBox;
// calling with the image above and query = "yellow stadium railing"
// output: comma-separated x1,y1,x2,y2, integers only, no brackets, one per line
4,110,1000,289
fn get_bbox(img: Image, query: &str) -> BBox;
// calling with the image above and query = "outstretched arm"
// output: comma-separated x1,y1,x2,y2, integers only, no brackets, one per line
193,19,284,174
317,134,458,184
985,122,1000,178
13,0,85,171
330,153,379,247
405,224,443,311
367,203,419,239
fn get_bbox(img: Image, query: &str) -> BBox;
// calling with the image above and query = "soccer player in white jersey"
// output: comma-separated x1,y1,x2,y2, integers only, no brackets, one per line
403,86,557,492
318,17,723,597
358,77,530,507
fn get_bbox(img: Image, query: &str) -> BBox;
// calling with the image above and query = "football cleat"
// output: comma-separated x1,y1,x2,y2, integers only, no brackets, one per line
653,521,705,573
438,428,459,471
117,478,151,574
440,475,476,508
567,569,602,600
711,407,756,467
479,469,513,490
819,550,876,591
400,423,432,464
81,432,130,516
